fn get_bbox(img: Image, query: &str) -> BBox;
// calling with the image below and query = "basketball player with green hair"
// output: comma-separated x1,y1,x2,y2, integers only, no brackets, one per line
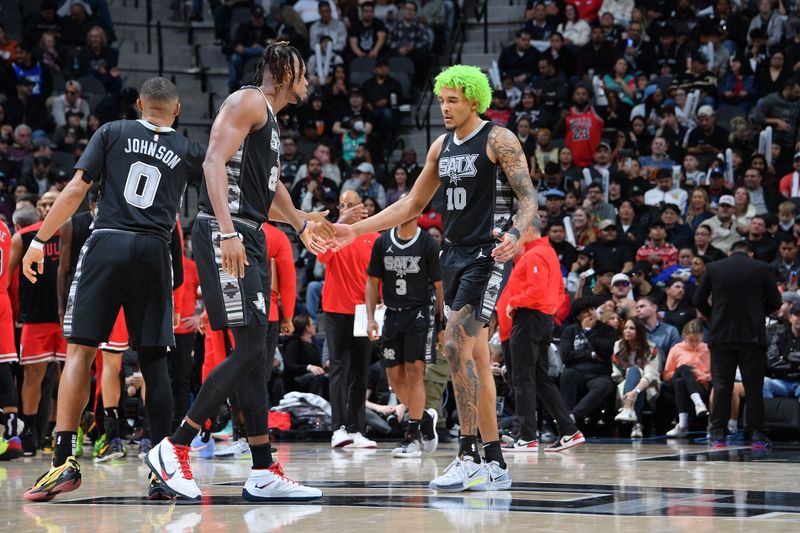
335,65,538,491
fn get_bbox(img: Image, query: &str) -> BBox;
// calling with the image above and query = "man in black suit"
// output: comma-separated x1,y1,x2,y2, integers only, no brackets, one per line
694,241,782,448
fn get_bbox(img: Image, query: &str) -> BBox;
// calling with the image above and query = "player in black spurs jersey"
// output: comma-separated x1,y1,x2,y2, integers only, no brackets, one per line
366,211,444,458
21,78,204,502
148,42,327,502
334,65,538,492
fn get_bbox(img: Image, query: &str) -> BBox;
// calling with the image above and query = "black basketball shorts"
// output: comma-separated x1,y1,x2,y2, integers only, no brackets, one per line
380,305,436,367
193,213,270,331
441,242,505,324
63,229,174,348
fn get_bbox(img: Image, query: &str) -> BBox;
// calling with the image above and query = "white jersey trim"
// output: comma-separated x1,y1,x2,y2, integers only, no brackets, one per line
452,120,488,146
390,227,422,250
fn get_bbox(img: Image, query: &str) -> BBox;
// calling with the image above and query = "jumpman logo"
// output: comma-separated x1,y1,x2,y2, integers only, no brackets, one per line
477,249,487,259
443,141,451,153
387,245,394,254
416,310,424,320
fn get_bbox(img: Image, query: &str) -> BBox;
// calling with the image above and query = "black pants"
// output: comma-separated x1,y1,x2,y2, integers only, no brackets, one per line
510,309,577,440
559,368,614,419
710,343,766,435
672,364,707,414
326,313,372,433
292,373,329,398
170,333,196,429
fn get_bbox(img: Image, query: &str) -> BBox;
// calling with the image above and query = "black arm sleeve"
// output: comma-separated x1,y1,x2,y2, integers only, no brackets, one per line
170,225,184,289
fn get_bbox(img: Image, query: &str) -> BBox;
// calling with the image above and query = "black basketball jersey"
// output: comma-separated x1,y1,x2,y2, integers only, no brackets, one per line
437,121,514,246
367,227,442,308
75,119,205,242
19,222,59,323
198,86,280,225
69,211,93,274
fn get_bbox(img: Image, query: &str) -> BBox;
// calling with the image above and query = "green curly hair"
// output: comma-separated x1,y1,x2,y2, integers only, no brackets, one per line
433,65,492,113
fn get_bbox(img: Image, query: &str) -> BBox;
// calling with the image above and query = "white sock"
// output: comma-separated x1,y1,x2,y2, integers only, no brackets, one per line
678,413,689,428
690,393,705,407
728,419,738,431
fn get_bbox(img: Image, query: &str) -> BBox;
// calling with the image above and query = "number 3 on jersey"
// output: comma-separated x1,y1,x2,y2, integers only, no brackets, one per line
446,187,466,210
124,161,162,209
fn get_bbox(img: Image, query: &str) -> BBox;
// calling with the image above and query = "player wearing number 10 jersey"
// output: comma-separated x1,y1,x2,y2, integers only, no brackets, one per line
22,78,205,502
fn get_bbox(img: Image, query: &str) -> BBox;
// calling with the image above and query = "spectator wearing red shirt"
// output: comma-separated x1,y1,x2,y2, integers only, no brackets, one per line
172,240,201,429
636,221,679,268
503,225,583,452
778,152,800,198
564,83,604,168
263,223,297,391
318,190,380,448
568,0,602,23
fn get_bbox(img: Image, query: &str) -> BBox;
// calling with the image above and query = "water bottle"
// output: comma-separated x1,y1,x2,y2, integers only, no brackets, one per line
390,92,398,109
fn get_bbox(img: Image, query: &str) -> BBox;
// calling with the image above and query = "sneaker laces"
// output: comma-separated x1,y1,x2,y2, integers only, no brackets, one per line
268,462,300,486
174,444,194,480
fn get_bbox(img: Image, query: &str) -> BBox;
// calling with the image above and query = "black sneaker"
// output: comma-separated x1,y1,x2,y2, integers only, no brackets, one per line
21,427,37,457
751,431,772,450
147,472,176,501
95,437,126,462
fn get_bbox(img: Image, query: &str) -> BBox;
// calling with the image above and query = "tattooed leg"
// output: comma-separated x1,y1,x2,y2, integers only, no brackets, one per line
472,328,499,443
443,305,483,435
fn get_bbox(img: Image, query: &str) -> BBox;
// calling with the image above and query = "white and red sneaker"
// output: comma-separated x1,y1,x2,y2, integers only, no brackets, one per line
242,463,323,501
331,426,353,448
145,438,201,500
501,437,539,452
544,431,585,453
345,432,377,449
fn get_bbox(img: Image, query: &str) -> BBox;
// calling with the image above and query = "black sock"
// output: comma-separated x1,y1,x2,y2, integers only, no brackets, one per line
201,427,211,443
54,431,77,466
0,408,5,428
104,408,119,439
483,440,506,469
21,413,36,434
250,443,274,469
406,419,421,441
171,420,199,446
458,435,481,463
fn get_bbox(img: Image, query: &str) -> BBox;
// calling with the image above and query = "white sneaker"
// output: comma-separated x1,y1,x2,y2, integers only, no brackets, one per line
429,456,487,492
630,423,643,439
242,463,323,501
695,403,708,417
471,460,512,491
345,432,377,449
145,438,201,500
500,435,539,452
544,431,585,453
666,424,689,438
614,407,637,423
331,426,353,448
392,438,422,458
214,438,251,459
421,408,439,453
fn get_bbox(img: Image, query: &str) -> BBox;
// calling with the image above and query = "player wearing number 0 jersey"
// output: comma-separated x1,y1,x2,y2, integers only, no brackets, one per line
366,217,444,459
333,65,538,492
22,78,204,502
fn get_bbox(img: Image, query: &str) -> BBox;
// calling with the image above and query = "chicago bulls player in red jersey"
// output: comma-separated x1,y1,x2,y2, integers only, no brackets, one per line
564,82,604,169
0,217,24,460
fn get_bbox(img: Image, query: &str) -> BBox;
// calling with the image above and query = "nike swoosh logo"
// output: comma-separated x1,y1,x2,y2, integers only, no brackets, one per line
158,447,176,480
255,480,275,490
190,445,207,452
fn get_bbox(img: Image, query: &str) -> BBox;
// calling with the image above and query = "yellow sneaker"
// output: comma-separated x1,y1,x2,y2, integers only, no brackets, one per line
23,456,82,501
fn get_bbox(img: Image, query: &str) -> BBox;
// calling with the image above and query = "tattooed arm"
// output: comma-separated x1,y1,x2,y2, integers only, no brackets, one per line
487,125,538,262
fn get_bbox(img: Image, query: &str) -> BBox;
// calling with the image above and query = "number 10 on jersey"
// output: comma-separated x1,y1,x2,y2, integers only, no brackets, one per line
446,186,466,210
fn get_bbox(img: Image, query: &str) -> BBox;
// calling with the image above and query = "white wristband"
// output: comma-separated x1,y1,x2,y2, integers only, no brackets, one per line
29,240,44,252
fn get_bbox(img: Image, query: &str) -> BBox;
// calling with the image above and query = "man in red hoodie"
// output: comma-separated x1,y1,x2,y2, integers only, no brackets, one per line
503,221,584,452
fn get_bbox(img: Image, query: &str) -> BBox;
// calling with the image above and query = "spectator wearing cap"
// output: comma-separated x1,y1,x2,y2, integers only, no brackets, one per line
51,80,89,129
629,261,659,300
660,204,693,249
387,1,430,82
645,168,689,212
486,90,512,127
636,221,679,268
608,272,636,314
650,22,683,76
704,166,733,206
310,1,348,53
360,59,404,139
685,105,728,155
694,239,781,447
752,78,800,151
746,214,779,263
228,6,275,92
543,188,567,222
764,302,800,399
564,83,604,168
639,137,677,174
5,76,51,133
558,297,618,424
348,2,388,59
671,51,718,108
692,224,726,262
636,294,681,370
744,166,781,215
584,182,616,222
548,220,578,272
705,194,740,253
342,162,386,209
586,220,635,274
